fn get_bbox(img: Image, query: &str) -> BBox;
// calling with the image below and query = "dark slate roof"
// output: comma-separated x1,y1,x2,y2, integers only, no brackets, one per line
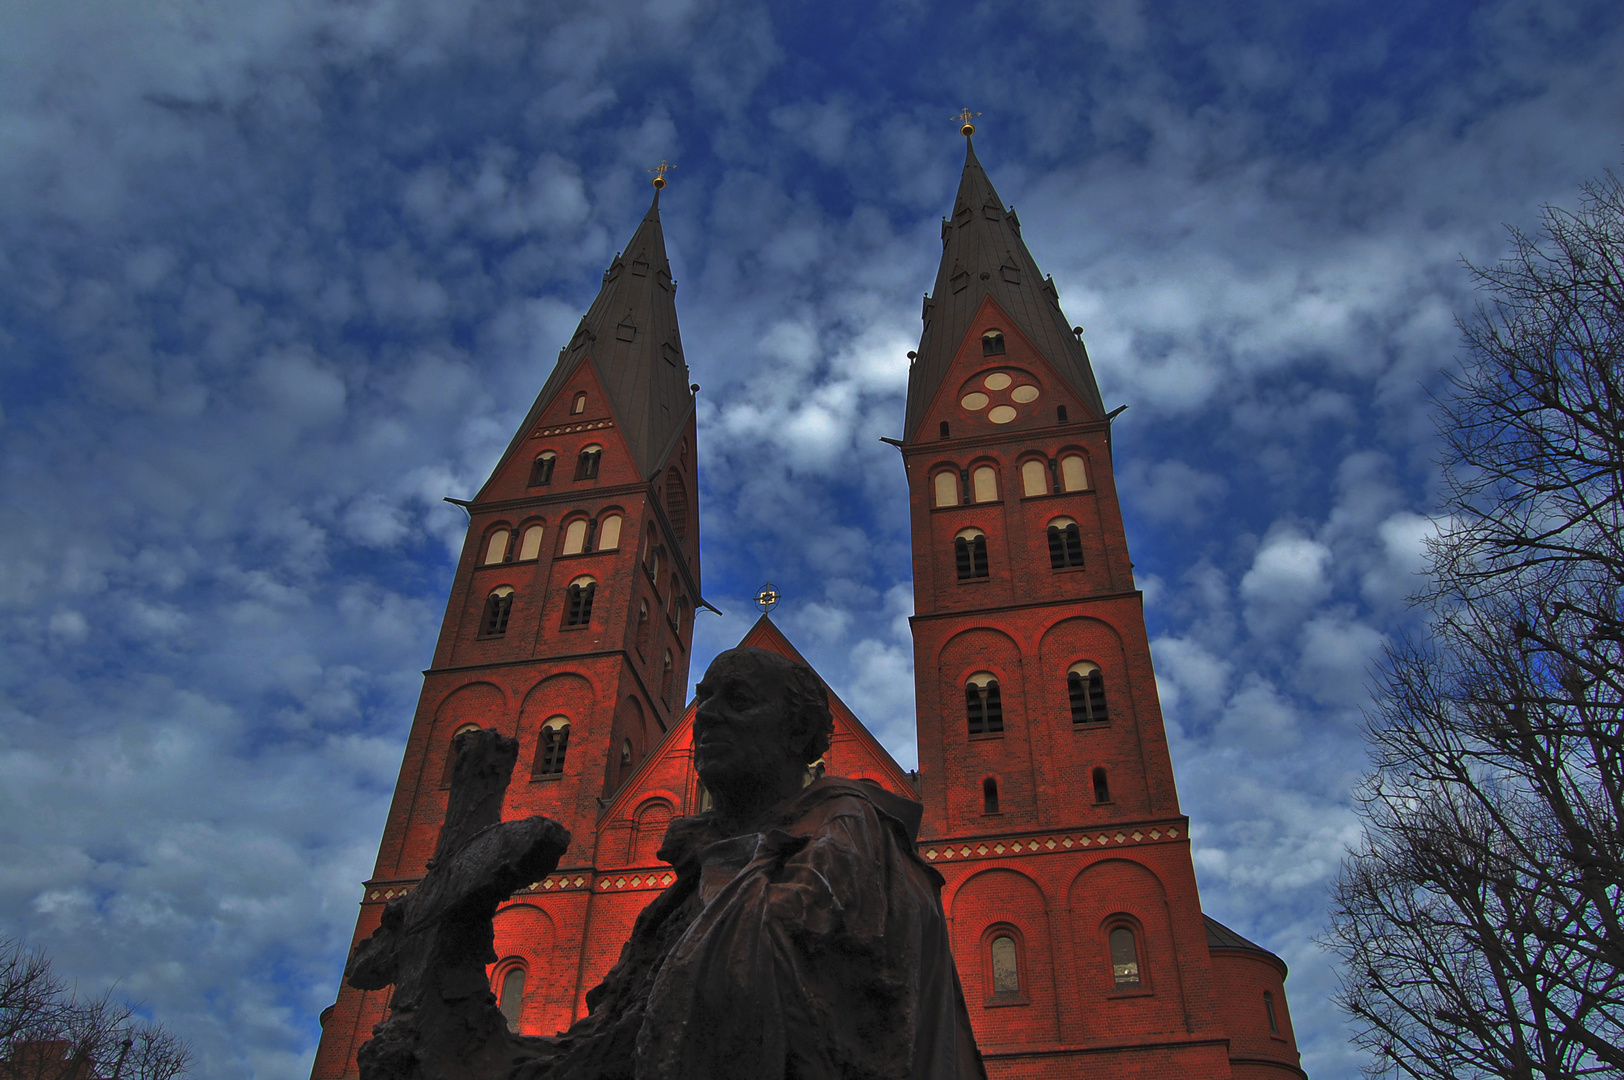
903,137,1106,442
484,191,695,489
1205,915,1286,969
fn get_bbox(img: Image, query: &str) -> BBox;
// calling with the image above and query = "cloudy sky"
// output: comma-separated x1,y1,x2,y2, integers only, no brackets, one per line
1,0,1621,1076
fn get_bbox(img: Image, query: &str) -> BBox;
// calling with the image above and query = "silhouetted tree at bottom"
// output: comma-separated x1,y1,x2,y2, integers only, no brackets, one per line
0,937,190,1080
1326,170,1624,1080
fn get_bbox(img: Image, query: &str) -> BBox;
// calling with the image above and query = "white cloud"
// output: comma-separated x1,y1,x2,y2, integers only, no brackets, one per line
1239,530,1333,638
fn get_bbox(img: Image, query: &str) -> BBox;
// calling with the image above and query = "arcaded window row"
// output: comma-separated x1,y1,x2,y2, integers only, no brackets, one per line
931,452,1089,508
479,509,624,567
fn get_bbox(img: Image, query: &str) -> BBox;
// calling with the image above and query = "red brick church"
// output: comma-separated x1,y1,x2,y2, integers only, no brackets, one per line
309,134,1306,1080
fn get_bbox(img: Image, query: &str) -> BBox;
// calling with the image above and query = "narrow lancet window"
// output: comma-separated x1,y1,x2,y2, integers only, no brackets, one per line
1110,927,1141,987
955,528,988,580
1068,662,1109,724
990,935,1019,994
966,673,1004,735
564,577,596,626
482,587,514,636
534,717,570,776
1048,517,1084,568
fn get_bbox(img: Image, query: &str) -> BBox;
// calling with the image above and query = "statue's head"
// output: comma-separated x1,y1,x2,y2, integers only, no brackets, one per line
692,647,832,804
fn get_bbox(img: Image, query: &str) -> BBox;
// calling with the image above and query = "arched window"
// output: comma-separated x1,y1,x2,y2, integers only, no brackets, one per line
596,514,622,551
1092,767,1111,804
982,777,1000,815
933,470,959,508
1021,459,1049,497
644,527,661,578
965,672,1004,735
575,444,602,480
982,330,1006,356
661,650,674,702
674,597,688,637
972,465,998,503
954,528,988,580
1068,661,1109,724
498,966,525,1031
1057,405,1069,424
517,523,545,561
562,519,589,555
939,420,950,439
482,587,514,636
1264,990,1280,1034
667,577,679,622
564,577,596,626
635,599,650,654
483,529,511,565
1060,453,1088,491
666,469,688,539
529,452,557,487
1109,926,1141,988
621,738,634,767
442,723,481,786
990,935,1019,994
634,800,673,863
1048,517,1084,568
571,392,587,415
534,716,570,776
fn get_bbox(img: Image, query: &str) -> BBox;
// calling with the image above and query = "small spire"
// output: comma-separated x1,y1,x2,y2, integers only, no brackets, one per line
954,108,981,138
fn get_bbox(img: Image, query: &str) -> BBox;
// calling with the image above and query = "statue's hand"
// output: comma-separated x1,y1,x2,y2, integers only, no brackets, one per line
344,898,406,991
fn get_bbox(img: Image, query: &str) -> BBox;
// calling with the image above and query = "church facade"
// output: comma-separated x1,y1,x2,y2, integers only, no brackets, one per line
309,139,1306,1080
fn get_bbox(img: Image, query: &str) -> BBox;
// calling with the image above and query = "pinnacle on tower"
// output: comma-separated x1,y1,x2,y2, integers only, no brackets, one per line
485,188,695,488
903,136,1106,442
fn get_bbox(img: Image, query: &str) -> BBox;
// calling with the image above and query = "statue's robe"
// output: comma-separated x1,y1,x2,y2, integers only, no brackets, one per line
531,777,986,1080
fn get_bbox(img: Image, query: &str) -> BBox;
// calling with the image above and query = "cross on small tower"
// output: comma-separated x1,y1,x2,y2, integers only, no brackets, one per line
754,583,781,614
648,159,675,189
954,108,981,137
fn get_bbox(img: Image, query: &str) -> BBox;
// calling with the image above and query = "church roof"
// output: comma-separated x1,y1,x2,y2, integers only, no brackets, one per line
903,138,1107,442
494,191,695,483
1204,915,1287,973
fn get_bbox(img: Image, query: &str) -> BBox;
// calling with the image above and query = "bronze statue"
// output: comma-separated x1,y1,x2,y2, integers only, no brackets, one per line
346,650,986,1080
522,647,987,1080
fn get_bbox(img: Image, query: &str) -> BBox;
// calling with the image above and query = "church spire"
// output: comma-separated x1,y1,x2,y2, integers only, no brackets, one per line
903,136,1106,442
489,183,694,486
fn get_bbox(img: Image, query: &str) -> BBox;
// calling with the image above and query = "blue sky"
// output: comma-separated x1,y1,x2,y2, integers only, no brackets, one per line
1,1,1621,1077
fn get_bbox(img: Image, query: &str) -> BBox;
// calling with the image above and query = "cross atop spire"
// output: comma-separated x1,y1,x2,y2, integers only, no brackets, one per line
954,108,981,137
648,159,674,190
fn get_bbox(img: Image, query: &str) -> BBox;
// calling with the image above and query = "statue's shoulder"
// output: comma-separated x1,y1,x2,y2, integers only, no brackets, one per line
782,777,925,842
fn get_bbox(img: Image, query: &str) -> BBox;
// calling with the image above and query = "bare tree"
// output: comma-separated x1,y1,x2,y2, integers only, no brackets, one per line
1325,171,1624,1080
0,937,191,1080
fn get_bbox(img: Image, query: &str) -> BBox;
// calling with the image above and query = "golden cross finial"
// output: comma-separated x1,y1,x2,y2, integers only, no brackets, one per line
954,108,981,137
648,160,675,189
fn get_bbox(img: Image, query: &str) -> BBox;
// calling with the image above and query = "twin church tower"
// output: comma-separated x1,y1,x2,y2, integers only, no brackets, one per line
309,134,1306,1080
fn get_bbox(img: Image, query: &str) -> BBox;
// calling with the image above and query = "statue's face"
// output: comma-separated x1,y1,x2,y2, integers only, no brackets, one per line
692,650,792,793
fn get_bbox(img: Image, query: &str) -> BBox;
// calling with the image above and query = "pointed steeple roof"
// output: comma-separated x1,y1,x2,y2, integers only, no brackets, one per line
495,190,695,483
903,138,1106,441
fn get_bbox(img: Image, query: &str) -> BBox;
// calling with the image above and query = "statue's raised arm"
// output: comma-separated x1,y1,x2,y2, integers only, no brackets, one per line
344,728,570,1080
